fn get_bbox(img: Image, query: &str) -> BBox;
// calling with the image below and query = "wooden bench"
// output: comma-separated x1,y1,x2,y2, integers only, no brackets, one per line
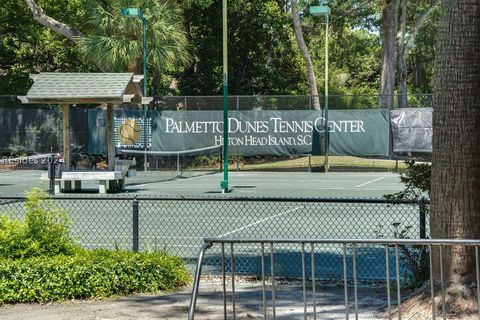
41,159,135,194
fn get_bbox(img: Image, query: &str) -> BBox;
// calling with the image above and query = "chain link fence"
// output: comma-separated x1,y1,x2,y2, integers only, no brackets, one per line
0,195,428,279
0,94,433,194
149,94,433,111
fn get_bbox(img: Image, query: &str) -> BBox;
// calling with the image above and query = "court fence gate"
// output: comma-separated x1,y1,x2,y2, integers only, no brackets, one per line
188,238,480,320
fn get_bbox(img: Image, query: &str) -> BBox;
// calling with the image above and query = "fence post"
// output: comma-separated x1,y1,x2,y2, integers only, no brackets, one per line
49,153,55,196
419,197,428,239
133,196,139,252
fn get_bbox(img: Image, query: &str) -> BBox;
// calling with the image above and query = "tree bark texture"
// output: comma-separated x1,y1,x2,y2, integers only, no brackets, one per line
291,0,321,110
25,0,83,43
379,0,399,109
431,0,480,285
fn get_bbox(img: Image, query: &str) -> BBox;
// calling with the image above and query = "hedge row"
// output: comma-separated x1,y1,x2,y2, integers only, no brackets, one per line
0,249,190,303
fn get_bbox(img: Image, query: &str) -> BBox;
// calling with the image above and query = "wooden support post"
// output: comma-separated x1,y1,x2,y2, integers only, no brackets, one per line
107,104,115,171
61,104,72,191
61,104,71,170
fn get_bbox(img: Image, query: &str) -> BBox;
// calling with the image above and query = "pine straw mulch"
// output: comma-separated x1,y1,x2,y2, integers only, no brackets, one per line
383,282,479,320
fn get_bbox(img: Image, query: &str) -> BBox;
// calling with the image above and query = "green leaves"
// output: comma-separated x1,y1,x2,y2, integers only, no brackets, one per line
0,188,190,304
0,0,91,94
384,160,431,202
78,0,190,76
0,250,190,303
0,188,79,259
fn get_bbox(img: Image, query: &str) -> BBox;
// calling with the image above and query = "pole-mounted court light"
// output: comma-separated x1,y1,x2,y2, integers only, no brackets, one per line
220,0,230,193
309,4,330,173
120,7,149,170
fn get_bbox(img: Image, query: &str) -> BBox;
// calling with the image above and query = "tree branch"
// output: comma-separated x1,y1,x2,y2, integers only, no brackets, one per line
404,0,440,55
331,0,372,22
25,0,84,43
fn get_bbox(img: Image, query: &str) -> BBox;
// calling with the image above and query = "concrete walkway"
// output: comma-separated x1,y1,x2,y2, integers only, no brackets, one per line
0,281,388,319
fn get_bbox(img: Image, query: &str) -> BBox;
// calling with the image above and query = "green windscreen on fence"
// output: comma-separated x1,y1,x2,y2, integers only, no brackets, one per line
88,109,390,157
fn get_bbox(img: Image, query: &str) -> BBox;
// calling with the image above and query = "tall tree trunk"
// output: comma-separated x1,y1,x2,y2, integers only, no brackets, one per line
379,0,399,109
291,0,321,110
431,0,480,286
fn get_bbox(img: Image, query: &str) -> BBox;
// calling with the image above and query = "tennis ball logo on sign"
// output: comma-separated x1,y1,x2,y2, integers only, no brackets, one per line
119,119,142,145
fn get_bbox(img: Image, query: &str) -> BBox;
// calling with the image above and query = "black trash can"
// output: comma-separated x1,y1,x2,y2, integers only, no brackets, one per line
48,160,63,179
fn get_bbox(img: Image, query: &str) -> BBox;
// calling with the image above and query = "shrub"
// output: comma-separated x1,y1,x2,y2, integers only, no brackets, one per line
0,189,191,303
0,188,79,259
0,249,190,303
385,160,431,201
382,160,431,288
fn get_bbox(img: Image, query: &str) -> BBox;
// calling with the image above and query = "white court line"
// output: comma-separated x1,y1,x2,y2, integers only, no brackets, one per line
355,177,386,188
129,173,220,188
217,206,303,238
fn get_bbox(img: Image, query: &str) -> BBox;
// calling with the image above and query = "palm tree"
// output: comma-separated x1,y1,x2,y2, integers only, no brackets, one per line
26,0,189,90
78,0,189,76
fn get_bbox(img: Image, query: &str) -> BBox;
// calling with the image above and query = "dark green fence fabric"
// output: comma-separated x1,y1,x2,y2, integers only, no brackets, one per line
328,109,389,156
88,109,390,156
0,105,88,156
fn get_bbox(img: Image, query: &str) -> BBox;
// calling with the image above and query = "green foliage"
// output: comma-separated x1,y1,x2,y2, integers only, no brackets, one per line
0,0,91,94
0,249,190,303
381,161,431,288
405,1,440,93
0,188,190,303
177,0,306,95
2,0,437,97
385,160,431,201
78,0,190,94
0,188,79,259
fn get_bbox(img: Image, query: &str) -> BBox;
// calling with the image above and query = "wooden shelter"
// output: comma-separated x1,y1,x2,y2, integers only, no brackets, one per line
18,72,146,192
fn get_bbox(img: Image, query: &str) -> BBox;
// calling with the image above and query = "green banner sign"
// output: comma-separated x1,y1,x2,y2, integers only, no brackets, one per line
88,109,389,156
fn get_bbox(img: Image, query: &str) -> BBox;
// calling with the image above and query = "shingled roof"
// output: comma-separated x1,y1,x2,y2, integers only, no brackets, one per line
18,73,143,104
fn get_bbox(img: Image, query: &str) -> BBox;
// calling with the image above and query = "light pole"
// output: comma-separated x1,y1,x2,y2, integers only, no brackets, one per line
120,7,149,171
309,3,330,172
220,0,230,193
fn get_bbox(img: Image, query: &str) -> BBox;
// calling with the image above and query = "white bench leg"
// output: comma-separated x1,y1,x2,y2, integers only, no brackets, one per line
99,180,107,194
55,181,61,194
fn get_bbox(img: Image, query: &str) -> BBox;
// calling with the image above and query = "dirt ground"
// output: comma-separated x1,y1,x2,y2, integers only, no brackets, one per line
0,279,389,320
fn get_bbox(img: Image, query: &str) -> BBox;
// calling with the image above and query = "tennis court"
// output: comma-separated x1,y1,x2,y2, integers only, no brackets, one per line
125,171,404,197
0,170,421,279
0,169,404,198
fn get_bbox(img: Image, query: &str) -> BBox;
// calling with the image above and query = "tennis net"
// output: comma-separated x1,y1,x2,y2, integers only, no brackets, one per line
119,145,223,186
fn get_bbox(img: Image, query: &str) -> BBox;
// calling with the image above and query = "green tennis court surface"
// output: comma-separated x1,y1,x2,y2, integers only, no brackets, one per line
1,170,417,279
133,171,404,197
1,170,403,197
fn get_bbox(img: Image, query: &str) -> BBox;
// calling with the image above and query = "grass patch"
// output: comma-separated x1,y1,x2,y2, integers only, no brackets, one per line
234,156,408,171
